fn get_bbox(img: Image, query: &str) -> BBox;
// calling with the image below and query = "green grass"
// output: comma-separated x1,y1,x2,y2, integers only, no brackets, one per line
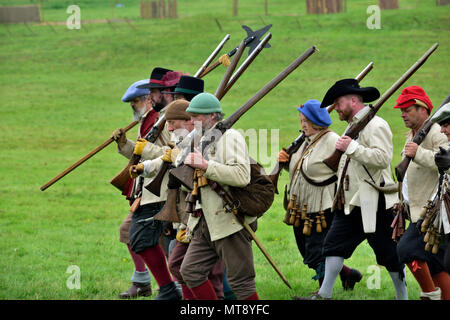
0,0,449,300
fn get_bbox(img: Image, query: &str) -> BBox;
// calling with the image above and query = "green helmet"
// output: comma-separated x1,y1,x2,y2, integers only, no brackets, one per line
186,92,222,114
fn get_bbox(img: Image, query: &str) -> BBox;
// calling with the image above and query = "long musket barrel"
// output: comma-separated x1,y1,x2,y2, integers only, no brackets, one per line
40,120,138,191
145,36,273,196
323,43,439,172
194,34,230,78
214,40,246,99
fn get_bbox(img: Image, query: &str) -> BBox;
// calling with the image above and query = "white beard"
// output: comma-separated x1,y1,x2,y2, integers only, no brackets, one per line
133,107,147,121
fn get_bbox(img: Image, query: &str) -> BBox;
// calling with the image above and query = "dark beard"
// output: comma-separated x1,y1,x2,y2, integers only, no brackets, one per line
153,102,165,112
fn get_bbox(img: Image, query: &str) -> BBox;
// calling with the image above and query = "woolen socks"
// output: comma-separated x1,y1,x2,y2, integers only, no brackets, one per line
318,256,344,299
138,244,173,287
388,269,408,300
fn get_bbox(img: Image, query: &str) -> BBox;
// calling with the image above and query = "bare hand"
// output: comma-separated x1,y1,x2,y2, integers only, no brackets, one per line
336,136,352,152
277,149,290,163
404,142,418,158
184,148,208,170
111,128,127,148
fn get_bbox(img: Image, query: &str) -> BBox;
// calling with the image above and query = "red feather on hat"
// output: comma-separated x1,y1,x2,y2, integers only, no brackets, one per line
161,71,188,87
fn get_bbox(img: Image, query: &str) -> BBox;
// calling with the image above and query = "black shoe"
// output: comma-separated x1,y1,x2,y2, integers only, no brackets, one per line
341,269,363,290
119,282,152,299
155,282,182,300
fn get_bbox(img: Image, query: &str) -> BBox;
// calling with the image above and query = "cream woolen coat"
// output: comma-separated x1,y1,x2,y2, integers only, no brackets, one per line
338,107,398,216
402,122,448,223
186,128,254,242
118,121,171,205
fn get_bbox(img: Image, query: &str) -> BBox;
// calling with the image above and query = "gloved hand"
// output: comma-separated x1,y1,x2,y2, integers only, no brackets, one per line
133,138,148,156
435,146,450,173
111,128,127,148
277,149,290,163
161,148,173,163
129,163,144,179
176,229,190,244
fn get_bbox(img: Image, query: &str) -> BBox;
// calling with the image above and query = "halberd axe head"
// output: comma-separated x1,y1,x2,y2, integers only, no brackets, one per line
242,24,272,56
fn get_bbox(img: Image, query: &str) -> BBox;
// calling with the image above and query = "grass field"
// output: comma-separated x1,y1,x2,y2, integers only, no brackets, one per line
0,0,449,301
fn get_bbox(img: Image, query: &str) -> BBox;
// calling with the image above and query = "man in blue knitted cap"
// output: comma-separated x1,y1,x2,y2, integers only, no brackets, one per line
178,93,260,300
112,79,157,299
277,99,362,297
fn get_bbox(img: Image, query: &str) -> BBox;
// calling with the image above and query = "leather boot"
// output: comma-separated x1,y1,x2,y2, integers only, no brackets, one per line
341,268,363,290
155,282,182,300
119,282,152,299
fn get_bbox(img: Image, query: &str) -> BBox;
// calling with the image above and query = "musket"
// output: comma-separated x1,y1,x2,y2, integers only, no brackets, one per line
268,62,374,194
109,114,167,192
40,35,232,192
170,45,318,191
395,93,450,182
145,35,273,197
194,34,230,78
145,43,248,197
40,120,138,191
323,43,439,172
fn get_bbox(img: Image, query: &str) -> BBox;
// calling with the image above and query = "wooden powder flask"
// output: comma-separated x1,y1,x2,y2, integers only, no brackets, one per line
301,204,307,220
315,215,322,233
285,194,296,225
288,204,297,226
420,200,433,233
303,217,312,236
197,170,208,188
432,232,441,254
319,210,327,229
294,203,301,228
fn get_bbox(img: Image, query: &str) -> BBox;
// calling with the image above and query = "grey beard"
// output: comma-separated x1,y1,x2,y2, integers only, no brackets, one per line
133,107,147,121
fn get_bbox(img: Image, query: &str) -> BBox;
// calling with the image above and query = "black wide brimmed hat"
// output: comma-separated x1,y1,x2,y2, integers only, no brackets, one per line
320,79,380,108
137,67,173,90
162,75,204,96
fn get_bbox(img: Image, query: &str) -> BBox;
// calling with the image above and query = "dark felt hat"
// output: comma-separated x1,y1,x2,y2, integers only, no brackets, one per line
162,75,204,96
137,67,173,89
320,78,380,108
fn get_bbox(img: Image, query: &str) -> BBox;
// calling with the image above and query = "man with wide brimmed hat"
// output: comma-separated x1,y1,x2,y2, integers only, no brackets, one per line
175,92,259,300
309,79,407,300
162,75,204,102
138,67,185,112
393,86,449,300
432,102,450,277
277,99,363,297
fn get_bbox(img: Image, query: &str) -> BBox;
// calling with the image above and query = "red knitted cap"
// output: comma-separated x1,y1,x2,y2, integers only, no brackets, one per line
394,85,433,112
